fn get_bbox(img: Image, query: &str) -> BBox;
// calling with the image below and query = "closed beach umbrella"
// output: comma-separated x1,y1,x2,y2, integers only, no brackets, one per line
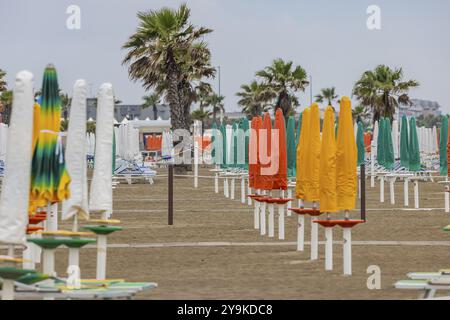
296,107,310,200
161,130,173,159
304,103,321,202
0,71,34,244
286,116,296,177
249,117,262,188
295,113,302,147
408,117,421,172
356,121,365,166
210,122,217,164
231,121,238,168
439,116,448,176
319,106,337,213
89,83,114,216
242,118,250,170
377,118,385,166
29,65,70,213
237,118,249,169
336,97,357,211
220,124,227,169
259,112,273,190
432,126,438,154
272,109,287,190
62,80,89,221
400,116,410,168
372,120,379,158
384,119,395,170
392,120,399,159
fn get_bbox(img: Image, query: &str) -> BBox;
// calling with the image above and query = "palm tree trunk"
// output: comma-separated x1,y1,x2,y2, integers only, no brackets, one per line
152,104,158,120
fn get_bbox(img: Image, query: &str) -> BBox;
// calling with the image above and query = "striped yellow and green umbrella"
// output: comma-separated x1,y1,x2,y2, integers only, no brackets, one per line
356,121,365,166
409,117,421,172
29,65,71,213
400,116,410,168
286,116,296,177
439,116,448,176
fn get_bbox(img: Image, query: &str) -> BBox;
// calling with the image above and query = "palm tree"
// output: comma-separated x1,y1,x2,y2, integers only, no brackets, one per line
236,81,273,117
0,69,7,92
191,108,211,131
60,92,71,120
206,93,224,124
315,87,339,107
352,104,370,124
142,93,161,120
0,90,12,125
256,58,308,119
122,4,215,133
353,65,419,123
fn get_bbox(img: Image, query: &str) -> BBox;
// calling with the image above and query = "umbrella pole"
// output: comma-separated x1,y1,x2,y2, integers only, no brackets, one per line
96,211,109,280
325,213,333,271
254,198,260,229
214,173,219,193
194,139,199,188
2,245,15,300
240,176,246,204
260,195,266,236
297,199,305,251
310,202,318,260
268,203,274,238
445,186,449,213
389,178,396,205
414,180,419,209
343,225,352,276
247,183,252,206
287,188,292,215
224,177,229,198
370,145,375,188
380,176,385,203
230,177,235,200
68,215,79,268
278,203,285,240
404,179,409,207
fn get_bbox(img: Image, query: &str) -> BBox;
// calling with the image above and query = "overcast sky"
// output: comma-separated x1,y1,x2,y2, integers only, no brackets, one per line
1,0,449,113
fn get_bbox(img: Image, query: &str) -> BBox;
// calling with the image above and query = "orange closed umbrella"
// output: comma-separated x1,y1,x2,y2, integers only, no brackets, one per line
248,118,257,188
251,117,263,189
336,97,357,211
296,107,310,200
364,132,372,153
258,112,273,190
272,109,287,190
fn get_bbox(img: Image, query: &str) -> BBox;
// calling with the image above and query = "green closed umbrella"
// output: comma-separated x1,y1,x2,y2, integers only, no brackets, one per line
384,118,395,170
356,121,365,166
286,116,296,177
240,118,250,170
377,118,385,166
439,116,448,176
220,124,227,169
231,121,238,168
400,116,410,168
409,117,421,171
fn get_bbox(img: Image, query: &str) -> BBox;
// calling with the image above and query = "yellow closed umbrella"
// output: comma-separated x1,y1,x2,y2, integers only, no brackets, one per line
304,103,321,202
319,106,338,213
296,107,310,200
336,97,357,211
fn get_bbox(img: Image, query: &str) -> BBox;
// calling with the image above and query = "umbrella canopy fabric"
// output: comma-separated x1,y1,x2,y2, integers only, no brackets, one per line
62,80,89,221
319,106,337,213
286,116,296,177
210,122,217,164
0,71,35,244
303,103,321,202
408,117,421,172
356,121,365,166
0,123,8,161
248,117,261,188
219,124,227,169
258,112,273,190
237,118,248,169
372,120,379,158
400,116,410,168
336,97,357,211
377,118,385,166
242,118,250,169
29,65,70,213
383,119,395,170
439,116,448,176
295,113,302,147
231,121,238,168
272,109,287,190
161,130,173,159
296,107,310,200
89,83,114,215
392,120,399,159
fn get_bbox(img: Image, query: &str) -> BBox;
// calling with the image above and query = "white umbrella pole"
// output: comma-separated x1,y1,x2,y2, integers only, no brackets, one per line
389,178,396,205
380,176,385,203
287,188,292,215
260,199,266,236
224,178,229,198
370,144,375,188
194,139,199,188
230,178,235,200
404,179,409,207
325,225,333,271
240,176,245,204
278,203,285,240
214,173,219,193
414,180,419,209
2,245,15,300
268,203,274,237
247,183,252,206
445,186,449,213
343,227,352,276
297,199,305,251
310,202,318,260
68,215,79,268
254,200,260,229
96,211,109,280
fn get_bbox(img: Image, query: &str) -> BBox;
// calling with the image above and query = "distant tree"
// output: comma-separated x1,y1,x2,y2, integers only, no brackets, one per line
205,93,224,124
236,81,273,117
142,93,161,120
315,87,339,108
416,114,441,128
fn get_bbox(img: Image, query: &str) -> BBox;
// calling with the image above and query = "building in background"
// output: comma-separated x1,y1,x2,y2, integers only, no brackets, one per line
399,99,442,118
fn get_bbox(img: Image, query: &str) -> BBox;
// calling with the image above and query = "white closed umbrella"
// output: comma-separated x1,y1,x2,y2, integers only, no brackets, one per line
0,71,34,301
392,120,399,159
161,130,173,158
432,126,438,153
89,83,115,281
62,80,90,268
0,123,8,161
0,71,34,245
114,127,120,156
